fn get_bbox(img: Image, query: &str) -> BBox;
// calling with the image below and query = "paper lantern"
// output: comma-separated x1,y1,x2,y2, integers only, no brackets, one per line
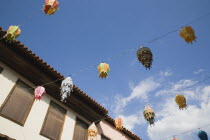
143,105,155,125
88,123,98,140
198,130,208,140
97,63,110,79
114,118,123,130
180,26,197,44
34,86,46,100
175,95,187,110
136,46,153,69
173,138,179,140
5,26,21,41
43,0,59,15
60,76,73,102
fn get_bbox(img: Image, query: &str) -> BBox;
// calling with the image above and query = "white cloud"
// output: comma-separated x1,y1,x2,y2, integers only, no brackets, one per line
109,69,210,140
108,71,210,140
148,84,210,140
125,77,160,102
160,70,173,77
111,77,160,115
117,113,145,131
155,79,196,96
194,69,205,74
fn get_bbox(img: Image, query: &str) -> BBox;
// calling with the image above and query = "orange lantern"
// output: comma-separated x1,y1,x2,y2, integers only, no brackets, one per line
173,138,179,140
114,118,123,130
175,95,187,110
143,105,155,125
88,123,98,140
180,26,197,44
43,0,59,15
97,63,110,79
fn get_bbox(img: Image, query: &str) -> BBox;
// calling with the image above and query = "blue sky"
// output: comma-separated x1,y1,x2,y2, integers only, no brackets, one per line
1,0,210,139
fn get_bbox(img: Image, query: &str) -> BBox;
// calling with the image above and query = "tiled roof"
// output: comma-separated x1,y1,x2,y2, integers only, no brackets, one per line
105,115,142,140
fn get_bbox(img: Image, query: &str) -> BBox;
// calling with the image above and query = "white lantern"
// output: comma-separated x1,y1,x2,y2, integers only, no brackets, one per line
60,76,73,102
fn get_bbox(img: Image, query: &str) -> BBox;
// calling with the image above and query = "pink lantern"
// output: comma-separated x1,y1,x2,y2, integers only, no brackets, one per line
34,86,46,100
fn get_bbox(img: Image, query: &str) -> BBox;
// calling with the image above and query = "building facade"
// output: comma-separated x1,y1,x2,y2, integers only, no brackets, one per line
0,27,141,140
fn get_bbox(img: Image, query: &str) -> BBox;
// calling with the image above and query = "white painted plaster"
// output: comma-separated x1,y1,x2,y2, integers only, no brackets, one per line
96,121,132,140
0,62,89,140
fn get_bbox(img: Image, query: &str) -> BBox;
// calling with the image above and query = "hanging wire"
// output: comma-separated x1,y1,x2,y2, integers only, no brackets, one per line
1,11,210,94
35,11,210,87
179,76,210,91
162,123,210,140
19,11,40,27
143,11,210,46
1,11,210,139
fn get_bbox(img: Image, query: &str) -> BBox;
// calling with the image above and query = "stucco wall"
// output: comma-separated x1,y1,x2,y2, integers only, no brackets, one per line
0,62,90,140
96,120,132,140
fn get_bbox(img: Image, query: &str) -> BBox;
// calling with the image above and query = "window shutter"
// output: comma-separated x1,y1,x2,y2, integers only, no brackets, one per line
73,119,88,140
41,101,66,140
0,80,34,125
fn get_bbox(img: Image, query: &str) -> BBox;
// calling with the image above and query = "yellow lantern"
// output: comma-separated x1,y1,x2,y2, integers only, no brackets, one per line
97,63,110,79
143,105,155,125
175,95,187,110
114,118,123,130
5,26,21,41
88,123,98,140
180,26,197,44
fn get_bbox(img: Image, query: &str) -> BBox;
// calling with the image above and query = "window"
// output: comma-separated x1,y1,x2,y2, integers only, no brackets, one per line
40,101,66,140
73,118,88,140
0,80,34,126
0,66,3,73
101,134,111,140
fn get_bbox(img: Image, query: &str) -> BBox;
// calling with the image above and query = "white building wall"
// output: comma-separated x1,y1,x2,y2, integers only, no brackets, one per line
0,62,90,140
96,121,132,140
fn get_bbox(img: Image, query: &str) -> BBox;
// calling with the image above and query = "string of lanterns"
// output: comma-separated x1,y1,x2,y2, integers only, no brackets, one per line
1,3,210,139
2,12,209,130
